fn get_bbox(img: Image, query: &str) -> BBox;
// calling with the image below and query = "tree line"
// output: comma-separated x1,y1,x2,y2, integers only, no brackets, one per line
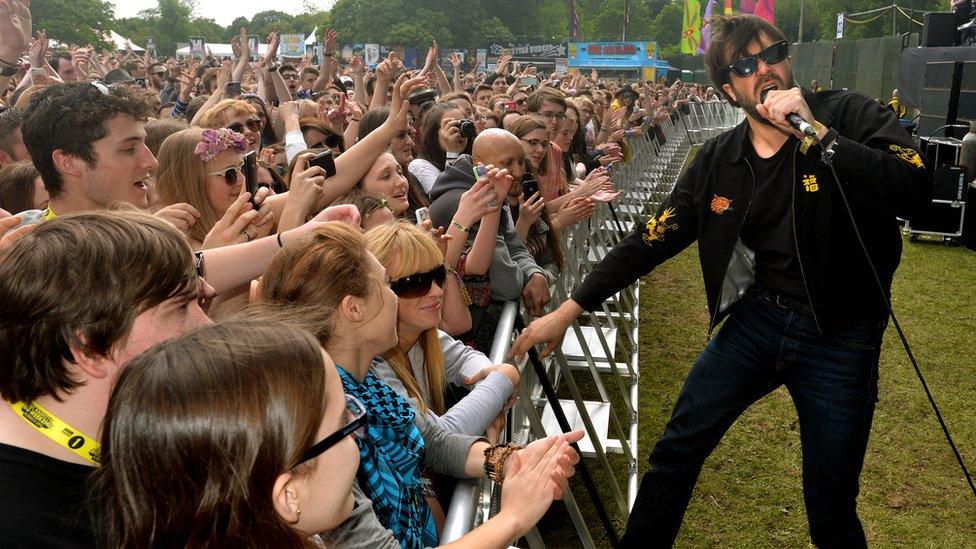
33,0,949,58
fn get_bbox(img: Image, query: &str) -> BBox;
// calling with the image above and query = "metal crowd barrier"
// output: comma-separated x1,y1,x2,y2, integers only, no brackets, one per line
682,100,743,146
442,106,734,546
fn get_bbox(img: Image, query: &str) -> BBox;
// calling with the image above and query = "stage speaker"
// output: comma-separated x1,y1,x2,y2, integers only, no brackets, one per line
923,12,957,47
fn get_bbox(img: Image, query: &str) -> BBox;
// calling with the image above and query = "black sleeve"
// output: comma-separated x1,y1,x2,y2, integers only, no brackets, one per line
829,94,933,219
571,152,702,311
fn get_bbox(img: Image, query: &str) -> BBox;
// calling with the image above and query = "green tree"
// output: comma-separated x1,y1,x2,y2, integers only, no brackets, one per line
32,0,114,49
249,10,298,38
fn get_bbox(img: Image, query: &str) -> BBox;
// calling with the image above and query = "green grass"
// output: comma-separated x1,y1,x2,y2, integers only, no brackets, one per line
539,235,976,547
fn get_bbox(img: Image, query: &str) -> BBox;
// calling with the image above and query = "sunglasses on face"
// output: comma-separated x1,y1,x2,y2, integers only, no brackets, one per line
297,394,368,465
726,40,789,78
207,165,244,185
390,265,447,299
227,119,262,134
310,133,343,150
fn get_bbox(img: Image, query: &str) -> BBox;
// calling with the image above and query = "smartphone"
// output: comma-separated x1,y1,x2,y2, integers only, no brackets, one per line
12,209,46,227
501,101,517,112
243,151,258,206
519,76,539,86
133,77,148,89
309,150,337,178
605,163,615,175
522,178,539,198
226,81,242,98
473,165,488,179
415,207,431,225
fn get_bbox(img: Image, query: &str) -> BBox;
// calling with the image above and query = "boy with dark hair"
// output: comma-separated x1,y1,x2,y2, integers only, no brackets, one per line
0,211,212,547
21,82,155,217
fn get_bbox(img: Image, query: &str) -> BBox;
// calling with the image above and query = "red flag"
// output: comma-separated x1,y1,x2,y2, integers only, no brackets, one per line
753,0,775,23
724,0,733,14
740,0,755,13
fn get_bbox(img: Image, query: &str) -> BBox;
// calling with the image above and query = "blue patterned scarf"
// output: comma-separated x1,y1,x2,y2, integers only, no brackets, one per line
336,366,435,549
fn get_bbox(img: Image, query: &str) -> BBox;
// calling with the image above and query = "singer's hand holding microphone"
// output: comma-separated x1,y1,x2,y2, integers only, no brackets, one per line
756,87,824,140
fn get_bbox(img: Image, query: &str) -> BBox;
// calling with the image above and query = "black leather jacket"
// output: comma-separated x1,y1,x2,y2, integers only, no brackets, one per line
573,89,932,335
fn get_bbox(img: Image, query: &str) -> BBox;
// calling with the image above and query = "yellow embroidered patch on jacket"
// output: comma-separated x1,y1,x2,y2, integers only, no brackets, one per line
802,174,819,192
889,144,925,169
643,207,679,245
710,195,732,214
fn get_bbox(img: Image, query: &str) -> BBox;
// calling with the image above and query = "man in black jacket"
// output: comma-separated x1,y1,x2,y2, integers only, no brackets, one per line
511,14,931,548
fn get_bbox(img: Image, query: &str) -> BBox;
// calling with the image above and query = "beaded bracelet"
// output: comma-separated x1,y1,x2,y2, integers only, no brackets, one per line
483,442,522,484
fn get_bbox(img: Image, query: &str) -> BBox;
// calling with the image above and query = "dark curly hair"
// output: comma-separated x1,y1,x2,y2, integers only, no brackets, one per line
22,82,152,197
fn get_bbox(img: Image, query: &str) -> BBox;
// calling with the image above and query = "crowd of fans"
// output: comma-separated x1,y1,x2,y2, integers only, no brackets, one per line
0,0,721,546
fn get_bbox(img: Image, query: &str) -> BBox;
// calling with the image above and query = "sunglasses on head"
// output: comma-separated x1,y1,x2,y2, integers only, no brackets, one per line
390,265,447,298
207,165,244,185
297,394,368,465
725,40,789,78
227,119,262,134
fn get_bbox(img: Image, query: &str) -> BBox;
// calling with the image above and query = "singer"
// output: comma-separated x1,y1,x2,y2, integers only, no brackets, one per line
510,14,932,548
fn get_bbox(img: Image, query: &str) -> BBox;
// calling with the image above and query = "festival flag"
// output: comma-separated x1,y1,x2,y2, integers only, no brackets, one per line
569,0,581,41
753,0,775,23
682,0,702,54
724,0,733,14
698,0,717,54
740,0,755,13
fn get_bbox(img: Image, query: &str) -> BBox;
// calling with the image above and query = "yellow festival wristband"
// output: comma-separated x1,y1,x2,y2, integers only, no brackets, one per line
9,400,101,465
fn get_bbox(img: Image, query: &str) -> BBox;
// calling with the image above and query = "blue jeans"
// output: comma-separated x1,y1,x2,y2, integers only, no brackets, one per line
621,293,885,548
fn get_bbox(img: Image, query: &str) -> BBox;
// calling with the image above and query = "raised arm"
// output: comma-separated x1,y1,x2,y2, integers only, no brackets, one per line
190,60,231,126
311,28,337,93
230,27,250,83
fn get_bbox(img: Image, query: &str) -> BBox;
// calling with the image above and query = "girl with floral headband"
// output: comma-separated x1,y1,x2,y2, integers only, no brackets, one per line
154,127,275,251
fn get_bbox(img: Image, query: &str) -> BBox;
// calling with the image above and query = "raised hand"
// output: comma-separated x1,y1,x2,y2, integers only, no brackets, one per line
264,31,280,65
0,0,32,65
454,175,501,228
324,28,337,53
348,53,364,76
27,30,47,69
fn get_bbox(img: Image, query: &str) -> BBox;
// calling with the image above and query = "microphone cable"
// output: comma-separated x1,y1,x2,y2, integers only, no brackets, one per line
815,137,976,498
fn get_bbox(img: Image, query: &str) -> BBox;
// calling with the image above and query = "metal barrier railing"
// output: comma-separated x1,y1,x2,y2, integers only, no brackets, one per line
682,100,743,146
440,106,727,546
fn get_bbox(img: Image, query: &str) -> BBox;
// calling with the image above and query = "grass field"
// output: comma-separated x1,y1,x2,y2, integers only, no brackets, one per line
539,234,976,547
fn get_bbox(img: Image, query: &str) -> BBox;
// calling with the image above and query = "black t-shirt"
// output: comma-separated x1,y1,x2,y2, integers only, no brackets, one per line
0,442,96,548
741,138,809,302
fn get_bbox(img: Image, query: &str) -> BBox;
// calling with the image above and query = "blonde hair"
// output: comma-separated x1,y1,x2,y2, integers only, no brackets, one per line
365,222,447,414
197,99,257,129
153,127,235,243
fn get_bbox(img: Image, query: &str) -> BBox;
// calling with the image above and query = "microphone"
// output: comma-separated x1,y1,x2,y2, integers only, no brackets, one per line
759,88,817,137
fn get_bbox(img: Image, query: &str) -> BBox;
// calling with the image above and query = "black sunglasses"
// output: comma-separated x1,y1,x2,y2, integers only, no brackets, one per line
227,118,262,134
390,265,447,299
298,394,367,464
207,165,243,185
311,133,343,151
726,40,789,78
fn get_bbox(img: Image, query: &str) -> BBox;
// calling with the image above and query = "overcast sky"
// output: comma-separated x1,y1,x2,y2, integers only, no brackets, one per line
115,0,336,27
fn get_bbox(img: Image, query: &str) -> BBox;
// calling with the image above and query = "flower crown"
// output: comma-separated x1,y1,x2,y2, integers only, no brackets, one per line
194,128,248,163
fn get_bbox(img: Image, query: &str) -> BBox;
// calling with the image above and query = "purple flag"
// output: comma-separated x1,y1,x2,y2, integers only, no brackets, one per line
698,0,718,54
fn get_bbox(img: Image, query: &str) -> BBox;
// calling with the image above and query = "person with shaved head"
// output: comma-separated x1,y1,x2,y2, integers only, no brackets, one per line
428,129,551,352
